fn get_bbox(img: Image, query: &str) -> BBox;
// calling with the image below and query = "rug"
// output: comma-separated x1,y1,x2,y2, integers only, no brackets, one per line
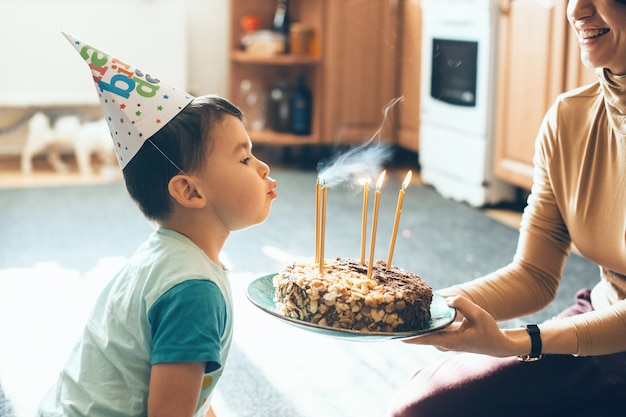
0,263,446,417
0,168,600,417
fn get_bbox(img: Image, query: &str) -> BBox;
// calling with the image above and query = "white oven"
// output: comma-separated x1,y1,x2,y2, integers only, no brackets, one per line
419,0,514,206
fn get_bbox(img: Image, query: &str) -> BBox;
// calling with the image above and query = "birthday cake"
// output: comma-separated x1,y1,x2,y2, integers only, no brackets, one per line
273,258,432,332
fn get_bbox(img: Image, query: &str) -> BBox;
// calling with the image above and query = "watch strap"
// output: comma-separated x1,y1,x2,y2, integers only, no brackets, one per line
517,324,542,362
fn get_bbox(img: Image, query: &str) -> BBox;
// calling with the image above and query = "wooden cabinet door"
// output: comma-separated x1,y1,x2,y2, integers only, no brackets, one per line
321,0,400,145
397,0,421,152
493,0,567,189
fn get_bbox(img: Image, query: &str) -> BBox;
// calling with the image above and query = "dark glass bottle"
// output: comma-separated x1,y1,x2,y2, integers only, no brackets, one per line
290,74,312,135
272,0,290,53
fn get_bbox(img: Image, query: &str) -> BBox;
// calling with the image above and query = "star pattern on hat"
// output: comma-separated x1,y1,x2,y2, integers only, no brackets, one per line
63,31,194,168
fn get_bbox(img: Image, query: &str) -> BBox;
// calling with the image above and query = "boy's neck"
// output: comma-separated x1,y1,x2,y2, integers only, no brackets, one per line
160,213,229,266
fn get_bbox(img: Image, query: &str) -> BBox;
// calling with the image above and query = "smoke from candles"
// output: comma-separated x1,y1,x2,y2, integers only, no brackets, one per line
316,96,403,187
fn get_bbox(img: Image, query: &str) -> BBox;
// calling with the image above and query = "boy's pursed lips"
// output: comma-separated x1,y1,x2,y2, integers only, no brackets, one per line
267,178,277,199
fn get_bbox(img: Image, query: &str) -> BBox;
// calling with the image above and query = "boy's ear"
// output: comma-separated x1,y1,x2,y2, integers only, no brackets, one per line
167,175,206,209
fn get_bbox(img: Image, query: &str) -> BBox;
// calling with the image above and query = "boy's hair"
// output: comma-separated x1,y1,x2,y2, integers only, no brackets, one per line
122,95,243,222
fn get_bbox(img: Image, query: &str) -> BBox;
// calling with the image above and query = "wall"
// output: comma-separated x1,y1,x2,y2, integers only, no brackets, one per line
186,0,230,98
0,0,229,155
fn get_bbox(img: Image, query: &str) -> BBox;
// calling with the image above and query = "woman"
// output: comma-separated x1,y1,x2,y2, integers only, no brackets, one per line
390,1,626,416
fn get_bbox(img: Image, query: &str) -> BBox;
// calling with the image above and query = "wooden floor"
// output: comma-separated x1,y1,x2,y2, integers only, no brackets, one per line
0,157,123,190
483,206,522,229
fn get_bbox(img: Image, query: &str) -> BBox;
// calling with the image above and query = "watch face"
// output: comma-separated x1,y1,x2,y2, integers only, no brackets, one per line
517,354,543,362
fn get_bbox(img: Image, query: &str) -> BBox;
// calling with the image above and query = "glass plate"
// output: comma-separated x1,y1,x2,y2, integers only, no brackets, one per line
246,273,456,341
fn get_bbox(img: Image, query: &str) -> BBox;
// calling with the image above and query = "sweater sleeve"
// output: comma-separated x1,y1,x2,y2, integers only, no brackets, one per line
565,300,626,356
451,93,626,356
452,101,567,321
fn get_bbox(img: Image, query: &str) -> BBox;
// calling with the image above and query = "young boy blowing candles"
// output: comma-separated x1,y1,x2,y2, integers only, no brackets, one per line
36,32,277,417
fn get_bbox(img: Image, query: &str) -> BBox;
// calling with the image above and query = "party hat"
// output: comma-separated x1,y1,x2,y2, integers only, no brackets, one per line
62,31,194,168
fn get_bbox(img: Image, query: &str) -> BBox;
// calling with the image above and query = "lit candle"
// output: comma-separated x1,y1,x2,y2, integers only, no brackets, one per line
319,183,328,275
386,170,412,269
315,180,321,263
367,170,386,279
359,177,370,265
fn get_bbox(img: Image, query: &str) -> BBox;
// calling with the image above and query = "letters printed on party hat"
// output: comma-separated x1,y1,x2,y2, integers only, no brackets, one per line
62,31,194,169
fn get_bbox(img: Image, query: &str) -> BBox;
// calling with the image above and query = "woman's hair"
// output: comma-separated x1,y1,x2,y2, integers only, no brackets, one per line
122,95,243,222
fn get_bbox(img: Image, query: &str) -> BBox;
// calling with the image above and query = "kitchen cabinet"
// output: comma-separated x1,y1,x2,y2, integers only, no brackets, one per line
229,0,400,146
493,0,596,190
229,0,324,145
396,0,422,152
320,0,400,145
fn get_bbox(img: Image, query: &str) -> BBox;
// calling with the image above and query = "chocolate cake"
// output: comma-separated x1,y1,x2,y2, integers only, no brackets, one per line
273,258,433,332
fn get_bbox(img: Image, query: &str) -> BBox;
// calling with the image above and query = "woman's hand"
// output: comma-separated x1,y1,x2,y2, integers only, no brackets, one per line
403,295,530,357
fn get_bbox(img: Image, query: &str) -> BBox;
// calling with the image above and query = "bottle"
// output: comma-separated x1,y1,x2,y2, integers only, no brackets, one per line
272,0,290,53
290,74,312,135
238,78,266,132
268,80,291,133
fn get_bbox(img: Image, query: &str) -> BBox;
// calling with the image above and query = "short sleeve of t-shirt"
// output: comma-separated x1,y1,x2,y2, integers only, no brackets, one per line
148,279,227,373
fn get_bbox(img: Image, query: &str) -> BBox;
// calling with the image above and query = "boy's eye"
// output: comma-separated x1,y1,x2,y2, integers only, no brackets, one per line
241,157,251,165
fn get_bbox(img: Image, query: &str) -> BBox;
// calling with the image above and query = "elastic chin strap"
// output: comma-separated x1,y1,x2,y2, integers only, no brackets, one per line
206,199,230,233
148,139,185,173
148,139,230,232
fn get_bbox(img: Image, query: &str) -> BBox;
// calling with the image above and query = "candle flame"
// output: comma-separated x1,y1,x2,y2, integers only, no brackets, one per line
359,176,371,187
402,170,413,190
375,170,386,190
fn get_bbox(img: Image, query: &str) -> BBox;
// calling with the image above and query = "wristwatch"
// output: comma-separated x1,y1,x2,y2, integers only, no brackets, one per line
517,324,543,362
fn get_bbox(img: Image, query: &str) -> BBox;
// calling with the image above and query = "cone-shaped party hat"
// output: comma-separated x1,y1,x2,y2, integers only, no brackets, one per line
62,31,194,168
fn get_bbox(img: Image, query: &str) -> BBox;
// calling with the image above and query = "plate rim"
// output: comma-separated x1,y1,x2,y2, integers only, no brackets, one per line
246,273,456,340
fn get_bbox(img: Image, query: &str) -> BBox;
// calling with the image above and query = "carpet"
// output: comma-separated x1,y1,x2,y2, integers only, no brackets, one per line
0,168,599,417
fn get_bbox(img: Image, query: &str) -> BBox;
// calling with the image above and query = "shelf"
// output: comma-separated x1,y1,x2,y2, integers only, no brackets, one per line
248,129,318,146
230,0,403,149
230,1,323,147
231,50,320,66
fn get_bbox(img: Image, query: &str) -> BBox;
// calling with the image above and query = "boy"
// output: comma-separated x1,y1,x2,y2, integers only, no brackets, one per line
37,33,277,417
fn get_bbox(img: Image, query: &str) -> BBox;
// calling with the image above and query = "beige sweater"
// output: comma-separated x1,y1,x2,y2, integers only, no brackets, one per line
455,68,626,356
